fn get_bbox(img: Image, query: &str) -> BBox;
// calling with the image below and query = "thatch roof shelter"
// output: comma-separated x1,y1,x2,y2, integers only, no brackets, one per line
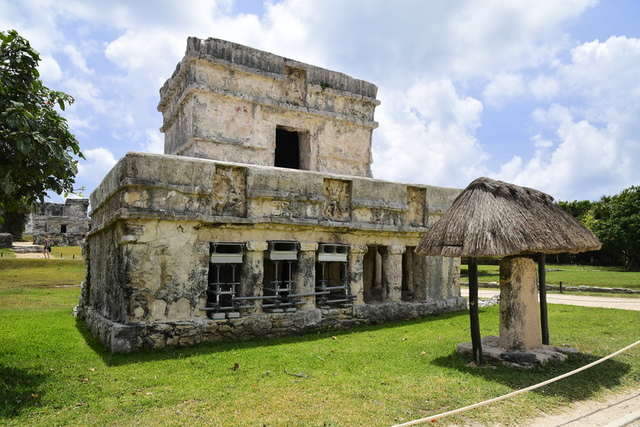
416,177,601,257
417,177,601,365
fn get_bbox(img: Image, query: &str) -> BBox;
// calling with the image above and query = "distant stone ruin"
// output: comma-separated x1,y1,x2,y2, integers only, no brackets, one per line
27,198,89,246
75,37,465,352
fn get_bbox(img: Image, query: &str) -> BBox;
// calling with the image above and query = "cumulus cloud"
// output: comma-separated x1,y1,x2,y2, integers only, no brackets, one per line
38,55,63,82
497,36,640,200
142,130,164,154
63,44,92,74
372,78,488,187
76,148,118,185
529,74,559,100
483,73,526,108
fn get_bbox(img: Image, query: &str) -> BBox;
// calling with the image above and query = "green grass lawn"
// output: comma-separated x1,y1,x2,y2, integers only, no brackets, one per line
1,258,639,426
462,264,640,291
1,245,82,260
0,248,16,258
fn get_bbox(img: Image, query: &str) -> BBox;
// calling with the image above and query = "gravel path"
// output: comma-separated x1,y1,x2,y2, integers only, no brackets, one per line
461,288,640,311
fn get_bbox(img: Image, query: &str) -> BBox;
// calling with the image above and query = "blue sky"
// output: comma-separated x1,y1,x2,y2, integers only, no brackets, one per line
2,0,639,203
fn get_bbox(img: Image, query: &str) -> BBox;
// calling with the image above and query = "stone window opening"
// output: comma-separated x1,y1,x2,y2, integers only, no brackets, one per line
60,224,67,234
262,241,302,313
275,127,300,169
315,244,354,308
205,243,247,320
275,126,310,170
363,246,383,303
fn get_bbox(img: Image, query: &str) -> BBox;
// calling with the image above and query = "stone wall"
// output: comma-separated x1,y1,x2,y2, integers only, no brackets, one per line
76,152,465,352
82,299,465,353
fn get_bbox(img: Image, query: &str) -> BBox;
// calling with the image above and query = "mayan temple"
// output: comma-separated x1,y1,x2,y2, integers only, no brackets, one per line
75,37,464,352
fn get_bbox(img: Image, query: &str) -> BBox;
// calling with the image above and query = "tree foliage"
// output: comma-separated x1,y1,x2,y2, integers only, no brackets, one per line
559,186,640,271
589,187,640,271
0,29,84,213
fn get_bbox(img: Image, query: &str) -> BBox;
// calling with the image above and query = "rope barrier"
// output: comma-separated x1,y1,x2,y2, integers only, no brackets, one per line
391,339,640,427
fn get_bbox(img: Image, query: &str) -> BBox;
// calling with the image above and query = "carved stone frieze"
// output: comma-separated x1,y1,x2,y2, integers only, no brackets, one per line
323,178,351,221
407,186,426,227
212,165,246,217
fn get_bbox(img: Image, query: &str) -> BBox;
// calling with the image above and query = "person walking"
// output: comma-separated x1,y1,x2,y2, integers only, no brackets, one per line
42,235,51,259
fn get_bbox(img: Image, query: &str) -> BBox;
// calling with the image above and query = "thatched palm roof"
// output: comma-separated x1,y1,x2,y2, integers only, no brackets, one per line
416,177,601,257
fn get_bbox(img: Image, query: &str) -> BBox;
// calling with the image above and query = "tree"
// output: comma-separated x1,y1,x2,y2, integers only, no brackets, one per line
557,199,594,223
0,30,83,216
590,186,640,271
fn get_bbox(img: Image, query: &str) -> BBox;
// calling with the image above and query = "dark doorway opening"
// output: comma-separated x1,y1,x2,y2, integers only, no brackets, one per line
275,128,300,169
60,224,67,234
363,246,383,303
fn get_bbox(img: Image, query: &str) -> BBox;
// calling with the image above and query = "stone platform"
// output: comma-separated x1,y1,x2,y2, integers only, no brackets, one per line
457,335,579,368
12,244,43,253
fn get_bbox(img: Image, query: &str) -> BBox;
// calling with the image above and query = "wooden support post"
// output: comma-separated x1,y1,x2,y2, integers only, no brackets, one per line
468,257,484,365
538,253,550,345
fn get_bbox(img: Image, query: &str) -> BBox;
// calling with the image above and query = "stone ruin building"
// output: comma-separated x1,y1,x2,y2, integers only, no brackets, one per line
75,37,465,352
27,198,90,246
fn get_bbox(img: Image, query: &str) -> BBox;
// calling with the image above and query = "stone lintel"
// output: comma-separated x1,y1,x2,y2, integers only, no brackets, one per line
299,242,318,252
246,241,268,252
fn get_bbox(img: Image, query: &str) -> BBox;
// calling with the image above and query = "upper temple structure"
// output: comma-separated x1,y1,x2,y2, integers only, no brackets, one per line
75,37,465,352
158,37,379,177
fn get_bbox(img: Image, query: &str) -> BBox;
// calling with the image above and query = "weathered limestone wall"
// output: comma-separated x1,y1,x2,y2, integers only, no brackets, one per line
78,152,465,352
158,37,379,177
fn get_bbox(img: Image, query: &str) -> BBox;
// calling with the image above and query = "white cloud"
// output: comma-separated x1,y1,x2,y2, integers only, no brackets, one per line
529,74,559,100
498,103,629,200
76,147,118,185
445,0,595,77
105,29,180,74
63,44,92,74
38,55,63,82
496,36,640,200
372,78,487,188
560,36,640,124
62,78,106,114
142,131,164,154
483,73,525,108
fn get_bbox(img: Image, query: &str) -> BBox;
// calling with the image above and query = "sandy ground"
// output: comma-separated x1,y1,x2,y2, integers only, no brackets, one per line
8,241,73,259
13,252,50,259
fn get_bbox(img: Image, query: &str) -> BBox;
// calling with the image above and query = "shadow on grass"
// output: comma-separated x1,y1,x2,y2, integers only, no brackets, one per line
74,310,471,366
0,365,51,420
431,350,631,403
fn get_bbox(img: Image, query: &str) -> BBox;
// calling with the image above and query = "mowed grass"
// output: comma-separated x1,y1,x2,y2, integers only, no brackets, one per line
462,264,640,291
1,258,639,426
0,258,85,310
